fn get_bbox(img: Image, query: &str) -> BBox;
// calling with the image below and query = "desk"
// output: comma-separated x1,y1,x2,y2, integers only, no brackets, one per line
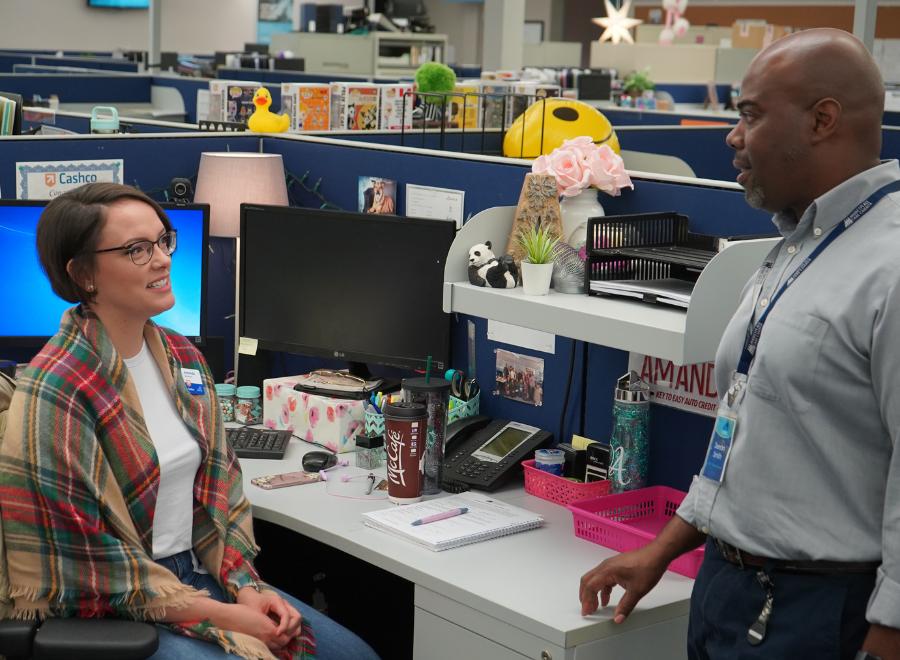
240,439,694,659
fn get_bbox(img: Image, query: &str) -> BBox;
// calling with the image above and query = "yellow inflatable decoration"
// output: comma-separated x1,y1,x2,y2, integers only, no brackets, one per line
503,98,620,158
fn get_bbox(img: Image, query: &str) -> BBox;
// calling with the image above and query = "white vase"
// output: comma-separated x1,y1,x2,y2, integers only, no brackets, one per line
520,261,554,296
560,188,605,253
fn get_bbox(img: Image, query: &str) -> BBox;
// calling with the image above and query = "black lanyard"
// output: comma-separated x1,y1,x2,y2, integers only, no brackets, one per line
737,180,900,376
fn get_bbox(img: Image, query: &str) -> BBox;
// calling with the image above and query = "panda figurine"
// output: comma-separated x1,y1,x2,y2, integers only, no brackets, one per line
468,241,518,289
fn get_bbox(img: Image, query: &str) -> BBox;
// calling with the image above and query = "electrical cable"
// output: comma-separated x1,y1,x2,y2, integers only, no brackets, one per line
558,338,578,445
580,340,589,436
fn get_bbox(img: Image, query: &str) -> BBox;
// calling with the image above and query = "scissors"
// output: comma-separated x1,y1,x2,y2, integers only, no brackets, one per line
447,369,479,401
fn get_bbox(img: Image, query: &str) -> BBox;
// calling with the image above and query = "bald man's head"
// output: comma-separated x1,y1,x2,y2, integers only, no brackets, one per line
726,29,885,216
751,28,883,144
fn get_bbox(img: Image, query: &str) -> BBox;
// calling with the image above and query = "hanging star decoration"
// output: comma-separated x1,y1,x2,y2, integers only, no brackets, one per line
593,0,643,45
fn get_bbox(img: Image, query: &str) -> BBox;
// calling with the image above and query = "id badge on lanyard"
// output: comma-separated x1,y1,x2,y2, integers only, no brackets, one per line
700,372,745,483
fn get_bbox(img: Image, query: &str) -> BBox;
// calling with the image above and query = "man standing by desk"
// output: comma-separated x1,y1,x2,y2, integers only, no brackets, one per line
580,28,900,659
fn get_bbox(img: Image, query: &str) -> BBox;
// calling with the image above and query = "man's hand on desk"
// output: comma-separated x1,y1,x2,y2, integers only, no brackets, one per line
579,544,668,622
580,515,705,623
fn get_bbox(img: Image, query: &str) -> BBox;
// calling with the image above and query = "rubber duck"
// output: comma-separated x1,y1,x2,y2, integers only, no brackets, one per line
247,87,290,133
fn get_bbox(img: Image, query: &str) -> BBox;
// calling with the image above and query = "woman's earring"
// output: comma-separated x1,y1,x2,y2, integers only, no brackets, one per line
87,283,95,292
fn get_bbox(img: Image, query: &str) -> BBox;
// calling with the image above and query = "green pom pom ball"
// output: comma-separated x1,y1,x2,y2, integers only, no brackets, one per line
414,62,457,94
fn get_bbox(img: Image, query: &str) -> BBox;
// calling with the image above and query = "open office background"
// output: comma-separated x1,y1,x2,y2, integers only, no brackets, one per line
0,131,777,490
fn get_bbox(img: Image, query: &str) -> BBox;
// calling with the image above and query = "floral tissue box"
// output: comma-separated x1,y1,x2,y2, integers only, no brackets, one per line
262,376,365,454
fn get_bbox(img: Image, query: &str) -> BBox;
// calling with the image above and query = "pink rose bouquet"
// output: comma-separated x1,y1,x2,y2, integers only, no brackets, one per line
532,136,633,198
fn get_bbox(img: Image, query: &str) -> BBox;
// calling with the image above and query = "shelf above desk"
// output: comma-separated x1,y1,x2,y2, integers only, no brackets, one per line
443,206,778,364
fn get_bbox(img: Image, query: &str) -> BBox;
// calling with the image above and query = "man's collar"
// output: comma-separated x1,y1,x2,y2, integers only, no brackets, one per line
771,160,900,238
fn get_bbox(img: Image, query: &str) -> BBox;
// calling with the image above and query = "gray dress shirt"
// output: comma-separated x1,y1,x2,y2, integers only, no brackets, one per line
677,160,900,627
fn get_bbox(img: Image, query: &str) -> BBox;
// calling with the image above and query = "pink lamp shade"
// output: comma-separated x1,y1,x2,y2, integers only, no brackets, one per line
193,152,289,237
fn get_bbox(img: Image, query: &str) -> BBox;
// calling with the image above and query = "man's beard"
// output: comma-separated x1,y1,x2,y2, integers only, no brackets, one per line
744,181,766,209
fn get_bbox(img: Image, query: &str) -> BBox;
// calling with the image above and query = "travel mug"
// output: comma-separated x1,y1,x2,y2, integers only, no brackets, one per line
383,401,427,504
609,370,650,493
402,377,450,496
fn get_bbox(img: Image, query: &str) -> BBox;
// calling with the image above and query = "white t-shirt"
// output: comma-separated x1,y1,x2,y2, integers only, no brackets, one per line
124,342,202,559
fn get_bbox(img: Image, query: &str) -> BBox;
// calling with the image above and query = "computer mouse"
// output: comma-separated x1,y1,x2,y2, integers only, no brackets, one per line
302,450,337,473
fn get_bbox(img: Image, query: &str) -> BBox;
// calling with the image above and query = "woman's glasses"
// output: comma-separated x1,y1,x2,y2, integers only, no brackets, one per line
92,231,177,266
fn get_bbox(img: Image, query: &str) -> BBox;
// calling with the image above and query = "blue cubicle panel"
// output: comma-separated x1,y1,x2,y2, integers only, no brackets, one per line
655,83,732,105
0,53,34,73
618,126,734,180
33,56,139,73
0,74,151,103
20,110,198,135
216,68,402,85
0,134,259,204
886,111,900,127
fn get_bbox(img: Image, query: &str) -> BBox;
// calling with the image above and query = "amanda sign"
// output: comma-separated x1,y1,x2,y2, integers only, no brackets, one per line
627,353,719,418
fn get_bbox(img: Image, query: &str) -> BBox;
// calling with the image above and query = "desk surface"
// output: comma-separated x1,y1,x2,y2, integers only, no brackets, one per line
240,438,694,651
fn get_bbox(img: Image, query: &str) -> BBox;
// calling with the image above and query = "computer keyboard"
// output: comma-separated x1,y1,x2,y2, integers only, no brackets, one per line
226,427,291,460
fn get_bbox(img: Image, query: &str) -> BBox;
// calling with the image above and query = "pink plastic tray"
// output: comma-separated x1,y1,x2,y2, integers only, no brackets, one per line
567,485,704,578
521,459,610,506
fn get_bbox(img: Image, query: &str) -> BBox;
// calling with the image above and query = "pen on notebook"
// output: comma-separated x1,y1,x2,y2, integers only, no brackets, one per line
411,507,469,526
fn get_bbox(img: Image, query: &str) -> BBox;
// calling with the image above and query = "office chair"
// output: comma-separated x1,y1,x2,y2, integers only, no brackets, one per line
0,372,158,659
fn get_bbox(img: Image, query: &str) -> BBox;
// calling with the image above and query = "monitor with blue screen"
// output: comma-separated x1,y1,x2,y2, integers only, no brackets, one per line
0,200,208,343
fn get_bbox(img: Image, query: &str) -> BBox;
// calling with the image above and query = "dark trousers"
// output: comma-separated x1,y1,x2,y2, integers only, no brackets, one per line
688,538,876,660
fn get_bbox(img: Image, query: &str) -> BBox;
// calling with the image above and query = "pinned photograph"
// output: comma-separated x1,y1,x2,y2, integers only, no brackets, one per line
358,176,397,215
495,348,544,407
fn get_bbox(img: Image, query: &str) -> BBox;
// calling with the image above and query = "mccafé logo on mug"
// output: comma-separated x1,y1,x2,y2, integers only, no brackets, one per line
383,402,426,503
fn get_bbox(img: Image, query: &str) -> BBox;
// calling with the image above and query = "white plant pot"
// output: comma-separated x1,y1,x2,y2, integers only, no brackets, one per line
521,261,554,296
560,188,605,253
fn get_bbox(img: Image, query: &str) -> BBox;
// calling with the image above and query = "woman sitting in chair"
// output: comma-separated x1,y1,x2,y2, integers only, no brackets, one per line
0,183,379,660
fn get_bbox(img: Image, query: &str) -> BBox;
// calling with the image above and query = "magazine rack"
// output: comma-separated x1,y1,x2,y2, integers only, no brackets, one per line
442,206,779,365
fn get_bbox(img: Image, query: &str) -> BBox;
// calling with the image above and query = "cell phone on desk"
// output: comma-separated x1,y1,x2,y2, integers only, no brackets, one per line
443,416,552,492
251,470,320,490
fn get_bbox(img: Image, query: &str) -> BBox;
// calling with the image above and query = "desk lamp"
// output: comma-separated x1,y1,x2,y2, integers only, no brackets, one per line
194,151,288,238
193,151,289,383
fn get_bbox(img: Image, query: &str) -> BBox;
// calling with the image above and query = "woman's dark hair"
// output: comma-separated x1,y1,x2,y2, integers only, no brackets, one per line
36,183,170,304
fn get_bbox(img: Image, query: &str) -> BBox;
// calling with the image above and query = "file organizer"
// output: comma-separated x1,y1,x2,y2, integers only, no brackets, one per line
584,212,721,292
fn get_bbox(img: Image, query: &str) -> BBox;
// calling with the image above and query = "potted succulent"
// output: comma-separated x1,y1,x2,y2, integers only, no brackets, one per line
517,224,559,296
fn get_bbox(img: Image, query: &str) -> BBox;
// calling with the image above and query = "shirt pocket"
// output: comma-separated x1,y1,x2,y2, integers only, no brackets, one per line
747,313,829,412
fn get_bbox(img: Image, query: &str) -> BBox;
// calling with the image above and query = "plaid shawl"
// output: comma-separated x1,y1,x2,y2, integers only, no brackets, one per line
0,306,315,659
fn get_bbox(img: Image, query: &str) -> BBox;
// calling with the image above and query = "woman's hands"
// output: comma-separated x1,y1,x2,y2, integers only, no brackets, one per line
233,586,303,651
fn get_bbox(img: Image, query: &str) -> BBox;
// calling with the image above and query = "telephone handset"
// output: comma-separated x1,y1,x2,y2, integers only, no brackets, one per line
442,415,553,492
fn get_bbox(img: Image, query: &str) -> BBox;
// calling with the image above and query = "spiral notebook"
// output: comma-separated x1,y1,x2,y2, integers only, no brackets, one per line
361,492,544,551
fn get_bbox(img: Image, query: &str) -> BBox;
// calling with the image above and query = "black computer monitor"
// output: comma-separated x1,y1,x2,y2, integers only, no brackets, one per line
373,0,425,17
0,91,24,135
0,201,209,345
273,57,305,72
239,204,454,375
244,43,270,55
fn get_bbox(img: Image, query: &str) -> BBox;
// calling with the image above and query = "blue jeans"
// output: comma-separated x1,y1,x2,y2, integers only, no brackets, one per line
149,550,380,660
687,538,875,660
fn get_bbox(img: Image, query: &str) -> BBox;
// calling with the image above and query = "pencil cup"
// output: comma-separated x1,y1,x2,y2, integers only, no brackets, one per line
364,409,385,437
447,392,480,425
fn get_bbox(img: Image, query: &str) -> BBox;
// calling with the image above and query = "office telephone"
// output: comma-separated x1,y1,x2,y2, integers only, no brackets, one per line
442,415,553,492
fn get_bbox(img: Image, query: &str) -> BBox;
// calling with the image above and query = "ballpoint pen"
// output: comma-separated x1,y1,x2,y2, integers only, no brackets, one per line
411,507,469,526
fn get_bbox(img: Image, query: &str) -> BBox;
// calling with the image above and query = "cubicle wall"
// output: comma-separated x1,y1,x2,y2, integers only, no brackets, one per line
0,131,777,490
0,74,151,104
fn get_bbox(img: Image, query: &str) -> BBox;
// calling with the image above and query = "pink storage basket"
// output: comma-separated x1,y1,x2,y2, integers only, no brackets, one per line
522,459,611,506
567,485,705,578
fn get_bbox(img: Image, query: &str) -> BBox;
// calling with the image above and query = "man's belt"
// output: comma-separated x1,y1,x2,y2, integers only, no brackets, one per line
713,537,880,574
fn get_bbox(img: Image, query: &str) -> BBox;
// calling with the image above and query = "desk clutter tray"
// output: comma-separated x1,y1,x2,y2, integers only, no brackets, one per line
567,486,704,578
584,212,720,307
522,459,610,506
